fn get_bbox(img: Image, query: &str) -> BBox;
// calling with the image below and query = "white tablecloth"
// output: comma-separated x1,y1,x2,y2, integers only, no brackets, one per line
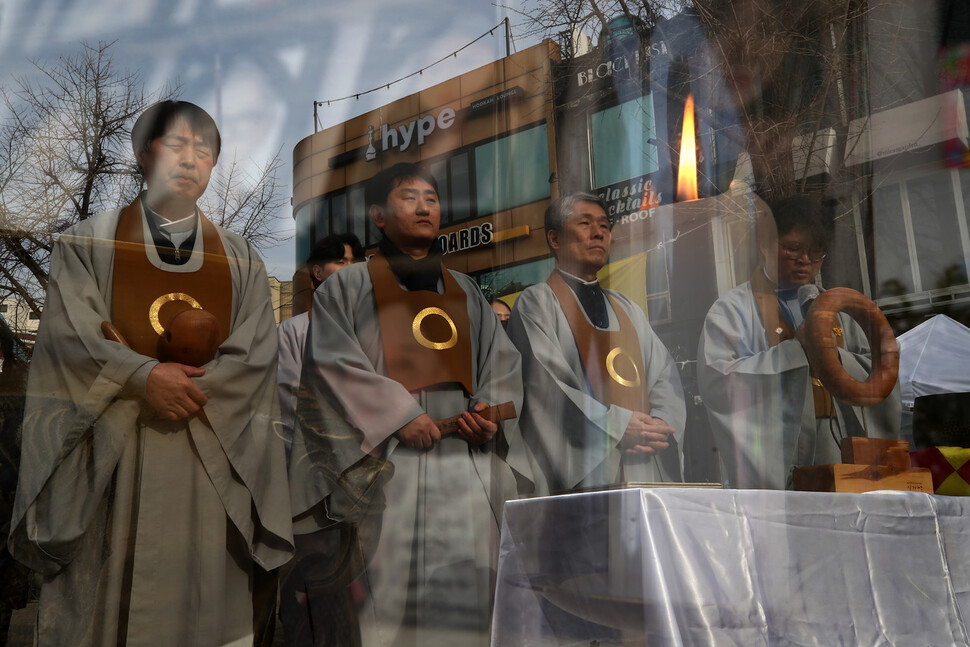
492,488,970,646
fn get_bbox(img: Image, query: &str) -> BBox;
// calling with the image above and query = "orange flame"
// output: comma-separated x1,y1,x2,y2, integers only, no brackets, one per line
677,93,699,202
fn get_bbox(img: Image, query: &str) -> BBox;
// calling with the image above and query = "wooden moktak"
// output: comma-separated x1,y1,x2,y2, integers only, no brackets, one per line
157,309,220,366
102,309,219,368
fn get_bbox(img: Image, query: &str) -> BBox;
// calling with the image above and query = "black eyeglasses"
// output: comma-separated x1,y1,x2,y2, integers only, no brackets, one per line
777,242,826,263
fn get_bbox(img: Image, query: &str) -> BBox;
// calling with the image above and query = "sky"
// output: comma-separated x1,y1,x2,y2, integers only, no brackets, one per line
0,0,542,280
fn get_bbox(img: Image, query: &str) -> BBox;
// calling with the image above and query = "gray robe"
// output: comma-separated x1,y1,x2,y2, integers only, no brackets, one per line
288,261,535,647
9,205,294,647
697,281,901,490
277,311,309,455
507,281,686,493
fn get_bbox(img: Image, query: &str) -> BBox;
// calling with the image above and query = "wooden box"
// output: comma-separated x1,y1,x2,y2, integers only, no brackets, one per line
793,464,933,493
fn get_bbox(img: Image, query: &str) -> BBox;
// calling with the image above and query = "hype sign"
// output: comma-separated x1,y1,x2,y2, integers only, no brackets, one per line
379,107,456,153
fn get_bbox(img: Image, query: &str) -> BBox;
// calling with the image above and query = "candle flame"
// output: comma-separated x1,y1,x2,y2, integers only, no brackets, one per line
677,93,699,202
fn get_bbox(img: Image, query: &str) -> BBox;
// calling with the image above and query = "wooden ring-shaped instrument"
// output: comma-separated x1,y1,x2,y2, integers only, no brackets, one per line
800,287,898,407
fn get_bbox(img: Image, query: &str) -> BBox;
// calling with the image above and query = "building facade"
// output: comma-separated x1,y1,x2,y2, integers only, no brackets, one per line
291,40,563,314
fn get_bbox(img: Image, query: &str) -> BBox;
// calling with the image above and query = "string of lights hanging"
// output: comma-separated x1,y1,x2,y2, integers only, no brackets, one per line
313,18,511,131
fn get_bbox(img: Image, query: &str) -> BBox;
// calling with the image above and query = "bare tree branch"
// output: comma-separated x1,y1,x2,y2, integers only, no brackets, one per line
200,148,288,252
0,41,286,335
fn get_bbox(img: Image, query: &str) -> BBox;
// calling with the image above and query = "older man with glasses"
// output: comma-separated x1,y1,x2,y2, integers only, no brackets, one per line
697,194,900,490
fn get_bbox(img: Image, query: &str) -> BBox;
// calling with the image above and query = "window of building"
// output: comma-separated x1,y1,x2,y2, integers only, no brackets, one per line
330,193,347,234
311,193,350,240
427,158,451,227
474,257,556,300
313,196,330,248
294,203,312,266
474,123,551,216
428,152,474,226
346,184,368,246
873,167,970,302
590,95,659,188
447,151,473,222
305,187,372,249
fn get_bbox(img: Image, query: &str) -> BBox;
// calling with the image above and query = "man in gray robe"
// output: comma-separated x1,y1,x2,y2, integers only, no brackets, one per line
508,193,686,493
697,194,900,489
277,232,363,455
288,163,536,647
276,232,363,647
8,101,293,647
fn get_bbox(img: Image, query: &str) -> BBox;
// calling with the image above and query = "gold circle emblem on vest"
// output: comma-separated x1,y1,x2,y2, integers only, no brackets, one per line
412,307,458,350
606,346,641,388
149,292,203,335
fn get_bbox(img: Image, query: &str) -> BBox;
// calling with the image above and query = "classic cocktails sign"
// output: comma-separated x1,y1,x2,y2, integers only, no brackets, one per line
595,173,663,224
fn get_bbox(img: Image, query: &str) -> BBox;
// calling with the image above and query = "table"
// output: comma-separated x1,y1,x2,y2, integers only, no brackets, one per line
492,488,970,646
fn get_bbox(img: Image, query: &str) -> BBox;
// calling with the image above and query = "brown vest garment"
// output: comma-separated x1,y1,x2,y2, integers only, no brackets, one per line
112,200,232,360
368,251,474,394
750,269,842,418
547,270,650,413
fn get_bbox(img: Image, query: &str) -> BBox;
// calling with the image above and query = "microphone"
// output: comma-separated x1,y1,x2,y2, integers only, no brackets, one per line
798,284,820,318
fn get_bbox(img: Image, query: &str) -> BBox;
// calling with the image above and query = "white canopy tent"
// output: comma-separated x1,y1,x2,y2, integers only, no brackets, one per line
896,314,970,441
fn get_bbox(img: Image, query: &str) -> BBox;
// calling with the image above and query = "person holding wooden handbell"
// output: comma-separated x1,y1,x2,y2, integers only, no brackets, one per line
288,163,538,647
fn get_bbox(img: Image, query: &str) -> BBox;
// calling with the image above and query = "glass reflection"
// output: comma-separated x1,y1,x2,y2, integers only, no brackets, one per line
1,0,969,644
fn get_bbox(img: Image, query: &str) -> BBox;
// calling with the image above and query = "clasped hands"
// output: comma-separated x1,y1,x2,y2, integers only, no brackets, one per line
145,363,207,421
621,411,675,455
394,401,496,449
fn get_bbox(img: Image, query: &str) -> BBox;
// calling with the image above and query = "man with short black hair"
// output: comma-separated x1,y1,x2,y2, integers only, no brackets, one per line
289,162,535,646
489,298,511,327
697,194,900,489
9,100,293,646
508,193,686,492
276,232,364,647
307,233,365,288
278,233,364,450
